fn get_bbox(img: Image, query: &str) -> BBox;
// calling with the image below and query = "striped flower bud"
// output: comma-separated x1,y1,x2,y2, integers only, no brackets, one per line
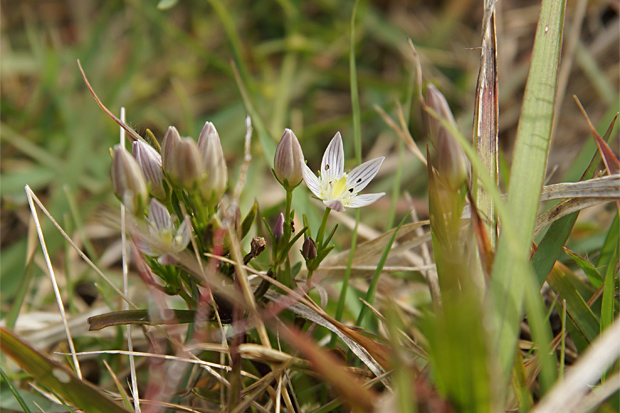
425,84,469,191
132,140,167,200
161,126,182,176
197,121,228,204
274,128,304,191
167,138,204,191
111,145,148,212
273,212,285,243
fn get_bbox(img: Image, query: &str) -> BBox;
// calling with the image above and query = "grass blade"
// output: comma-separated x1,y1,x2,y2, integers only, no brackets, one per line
547,266,599,343
0,328,131,413
600,241,618,333
356,213,409,327
489,0,567,382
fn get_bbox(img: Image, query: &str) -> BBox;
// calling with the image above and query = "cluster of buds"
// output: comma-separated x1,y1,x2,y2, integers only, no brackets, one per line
424,84,469,191
111,121,229,210
162,122,228,205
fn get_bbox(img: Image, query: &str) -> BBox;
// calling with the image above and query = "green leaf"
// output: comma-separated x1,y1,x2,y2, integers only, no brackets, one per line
489,0,566,383
600,242,618,333
564,247,604,289
596,213,619,279
547,268,599,343
0,327,131,413
0,366,32,413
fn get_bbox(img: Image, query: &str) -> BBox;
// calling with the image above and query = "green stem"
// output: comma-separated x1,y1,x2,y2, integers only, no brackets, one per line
285,189,293,224
315,207,331,248
178,289,197,308
190,192,208,227
331,209,360,345
356,213,409,327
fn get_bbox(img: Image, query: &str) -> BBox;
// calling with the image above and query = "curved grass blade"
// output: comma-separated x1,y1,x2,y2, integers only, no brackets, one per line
0,366,32,413
0,327,131,413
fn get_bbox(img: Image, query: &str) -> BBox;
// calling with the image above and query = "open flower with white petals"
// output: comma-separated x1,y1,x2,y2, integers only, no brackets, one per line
302,132,385,212
134,199,191,262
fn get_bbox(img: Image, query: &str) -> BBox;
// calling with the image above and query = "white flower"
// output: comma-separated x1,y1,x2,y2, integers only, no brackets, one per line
302,132,385,212
135,199,191,261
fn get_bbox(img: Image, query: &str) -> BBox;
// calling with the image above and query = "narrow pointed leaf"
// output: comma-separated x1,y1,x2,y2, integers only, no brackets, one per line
0,327,131,413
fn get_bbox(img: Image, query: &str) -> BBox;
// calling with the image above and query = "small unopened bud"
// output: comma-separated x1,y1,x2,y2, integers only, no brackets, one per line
273,213,285,243
425,84,468,190
168,138,204,191
302,236,317,260
111,145,148,212
198,122,228,203
161,126,182,174
274,129,304,191
132,140,167,200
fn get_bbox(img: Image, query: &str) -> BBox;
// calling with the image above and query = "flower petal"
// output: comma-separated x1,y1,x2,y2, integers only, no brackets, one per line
320,132,344,181
302,163,323,198
347,157,384,193
173,217,191,252
149,199,172,232
346,192,385,208
133,234,158,257
324,199,345,212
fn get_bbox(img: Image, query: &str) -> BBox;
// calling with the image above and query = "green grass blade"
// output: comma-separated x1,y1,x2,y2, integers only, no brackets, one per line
564,247,603,289
600,241,618,333
547,267,599,343
531,111,615,287
596,213,619,278
489,0,566,381
208,0,253,91
0,366,32,413
349,0,362,164
0,328,131,413
333,0,362,335
356,213,408,327
523,271,557,396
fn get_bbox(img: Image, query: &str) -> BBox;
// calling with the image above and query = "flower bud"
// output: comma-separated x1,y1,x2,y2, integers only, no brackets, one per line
302,236,317,260
111,145,148,212
273,213,285,243
197,122,228,203
425,84,468,190
132,140,167,200
161,126,182,175
274,128,304,191
167,138,204,191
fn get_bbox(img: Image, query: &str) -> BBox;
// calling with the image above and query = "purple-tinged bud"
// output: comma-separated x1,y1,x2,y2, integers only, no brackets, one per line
197,122,228,203
167,138,204,191
132,140,167,200
161,126,182,175
274,128,304,191
425,84,469,191
273,213,285,243
302,236,317,260
111,145,148,212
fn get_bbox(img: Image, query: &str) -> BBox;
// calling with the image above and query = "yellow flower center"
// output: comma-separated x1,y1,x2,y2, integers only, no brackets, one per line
330,176,348,199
